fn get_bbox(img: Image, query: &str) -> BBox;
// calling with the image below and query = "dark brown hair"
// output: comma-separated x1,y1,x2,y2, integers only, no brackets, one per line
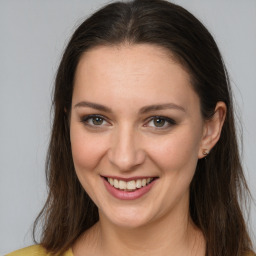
33,0,253,255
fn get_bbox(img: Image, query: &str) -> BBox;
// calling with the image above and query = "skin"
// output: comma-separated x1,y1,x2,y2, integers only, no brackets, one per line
70,44,226,256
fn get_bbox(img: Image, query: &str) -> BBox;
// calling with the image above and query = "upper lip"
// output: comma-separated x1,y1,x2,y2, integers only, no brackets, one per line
101,175,158,182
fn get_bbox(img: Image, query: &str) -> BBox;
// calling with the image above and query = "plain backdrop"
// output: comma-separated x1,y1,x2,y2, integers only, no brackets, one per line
0,0,255,254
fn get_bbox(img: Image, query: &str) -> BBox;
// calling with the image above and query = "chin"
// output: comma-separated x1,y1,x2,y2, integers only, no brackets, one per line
99,206,154,229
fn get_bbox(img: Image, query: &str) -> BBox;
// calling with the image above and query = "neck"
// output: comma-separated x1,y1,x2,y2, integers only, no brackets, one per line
73,204,205,256
100,211,204,256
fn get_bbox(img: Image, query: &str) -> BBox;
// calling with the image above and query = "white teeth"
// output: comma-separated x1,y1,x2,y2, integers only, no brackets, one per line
119,180,126,190
136,179,142,188
109,178,114,186
114,179,119,188
127,180,136,190
107,177,154,190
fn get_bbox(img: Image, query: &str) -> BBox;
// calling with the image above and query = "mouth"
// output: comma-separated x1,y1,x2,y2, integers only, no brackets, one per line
103,176,157,192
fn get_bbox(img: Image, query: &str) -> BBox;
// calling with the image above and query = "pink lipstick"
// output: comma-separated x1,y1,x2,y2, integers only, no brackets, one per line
102,176,157,200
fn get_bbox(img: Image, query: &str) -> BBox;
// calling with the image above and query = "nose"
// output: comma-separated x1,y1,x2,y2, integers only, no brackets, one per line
107,124,146,171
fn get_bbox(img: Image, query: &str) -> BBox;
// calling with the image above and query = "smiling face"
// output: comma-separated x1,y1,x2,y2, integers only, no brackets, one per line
70,44,206,228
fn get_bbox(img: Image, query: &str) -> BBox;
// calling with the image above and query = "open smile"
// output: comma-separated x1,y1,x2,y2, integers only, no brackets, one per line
102,176,158,200
106,177,154,191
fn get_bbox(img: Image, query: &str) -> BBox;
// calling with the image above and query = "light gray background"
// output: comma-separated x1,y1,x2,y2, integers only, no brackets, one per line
0,0,255,254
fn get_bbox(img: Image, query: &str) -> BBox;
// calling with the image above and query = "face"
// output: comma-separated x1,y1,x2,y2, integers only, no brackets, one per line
70,44,206,228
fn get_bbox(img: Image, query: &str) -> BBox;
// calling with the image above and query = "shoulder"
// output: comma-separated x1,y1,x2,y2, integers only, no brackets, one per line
6,245,73,256
6,245,49,256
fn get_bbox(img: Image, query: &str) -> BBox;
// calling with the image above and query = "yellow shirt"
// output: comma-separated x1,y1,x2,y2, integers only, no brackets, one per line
6,245,73,256
6,245,256,256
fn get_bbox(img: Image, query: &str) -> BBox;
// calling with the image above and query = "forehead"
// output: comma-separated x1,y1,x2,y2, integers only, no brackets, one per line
73,44,199,113
75,44,187,82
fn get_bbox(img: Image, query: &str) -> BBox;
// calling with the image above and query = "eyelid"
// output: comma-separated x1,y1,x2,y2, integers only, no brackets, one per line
80,114,111,126
144,116,177,128
80,114,176,129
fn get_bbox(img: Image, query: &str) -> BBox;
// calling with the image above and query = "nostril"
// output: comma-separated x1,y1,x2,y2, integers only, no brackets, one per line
107,148,147,171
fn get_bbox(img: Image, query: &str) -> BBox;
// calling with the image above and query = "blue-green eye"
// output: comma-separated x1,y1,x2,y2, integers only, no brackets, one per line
153,118,166,127
81,115,108,126
91,116,104,125
147,116,176,128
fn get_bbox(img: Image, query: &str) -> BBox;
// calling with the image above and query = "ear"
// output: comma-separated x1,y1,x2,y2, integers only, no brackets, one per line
198,101,227,159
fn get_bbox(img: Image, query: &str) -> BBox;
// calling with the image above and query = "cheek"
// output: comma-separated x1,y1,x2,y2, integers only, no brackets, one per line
146,128,202,172
145,129,202,213
70,124,107,172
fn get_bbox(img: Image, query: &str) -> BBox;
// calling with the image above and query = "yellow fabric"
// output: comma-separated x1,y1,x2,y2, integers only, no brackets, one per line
6,245,73,256
6,245,255,256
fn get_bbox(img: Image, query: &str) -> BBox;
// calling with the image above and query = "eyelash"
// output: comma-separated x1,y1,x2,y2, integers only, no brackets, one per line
80,114,176,129
80,114,110,127
145,116,176,129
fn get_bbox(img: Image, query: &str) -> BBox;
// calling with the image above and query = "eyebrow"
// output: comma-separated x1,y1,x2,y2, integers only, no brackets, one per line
74,101,113,113
139,103,186,114
74,101,185,113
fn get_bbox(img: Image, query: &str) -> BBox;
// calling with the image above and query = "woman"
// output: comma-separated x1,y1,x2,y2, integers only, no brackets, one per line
7,0,255,255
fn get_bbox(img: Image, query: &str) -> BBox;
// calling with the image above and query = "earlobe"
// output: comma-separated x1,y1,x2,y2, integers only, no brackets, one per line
198,102,227,159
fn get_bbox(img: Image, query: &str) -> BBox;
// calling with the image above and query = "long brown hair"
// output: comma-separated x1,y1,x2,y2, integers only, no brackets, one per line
33,0,253,255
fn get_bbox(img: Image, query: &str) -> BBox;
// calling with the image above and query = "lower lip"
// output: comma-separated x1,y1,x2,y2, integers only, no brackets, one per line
103,178,157,200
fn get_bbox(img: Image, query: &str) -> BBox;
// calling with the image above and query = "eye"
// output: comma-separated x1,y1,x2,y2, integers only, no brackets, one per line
146,116,176,129
91,116,104,125
81,115,110,127
152,118,166,127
